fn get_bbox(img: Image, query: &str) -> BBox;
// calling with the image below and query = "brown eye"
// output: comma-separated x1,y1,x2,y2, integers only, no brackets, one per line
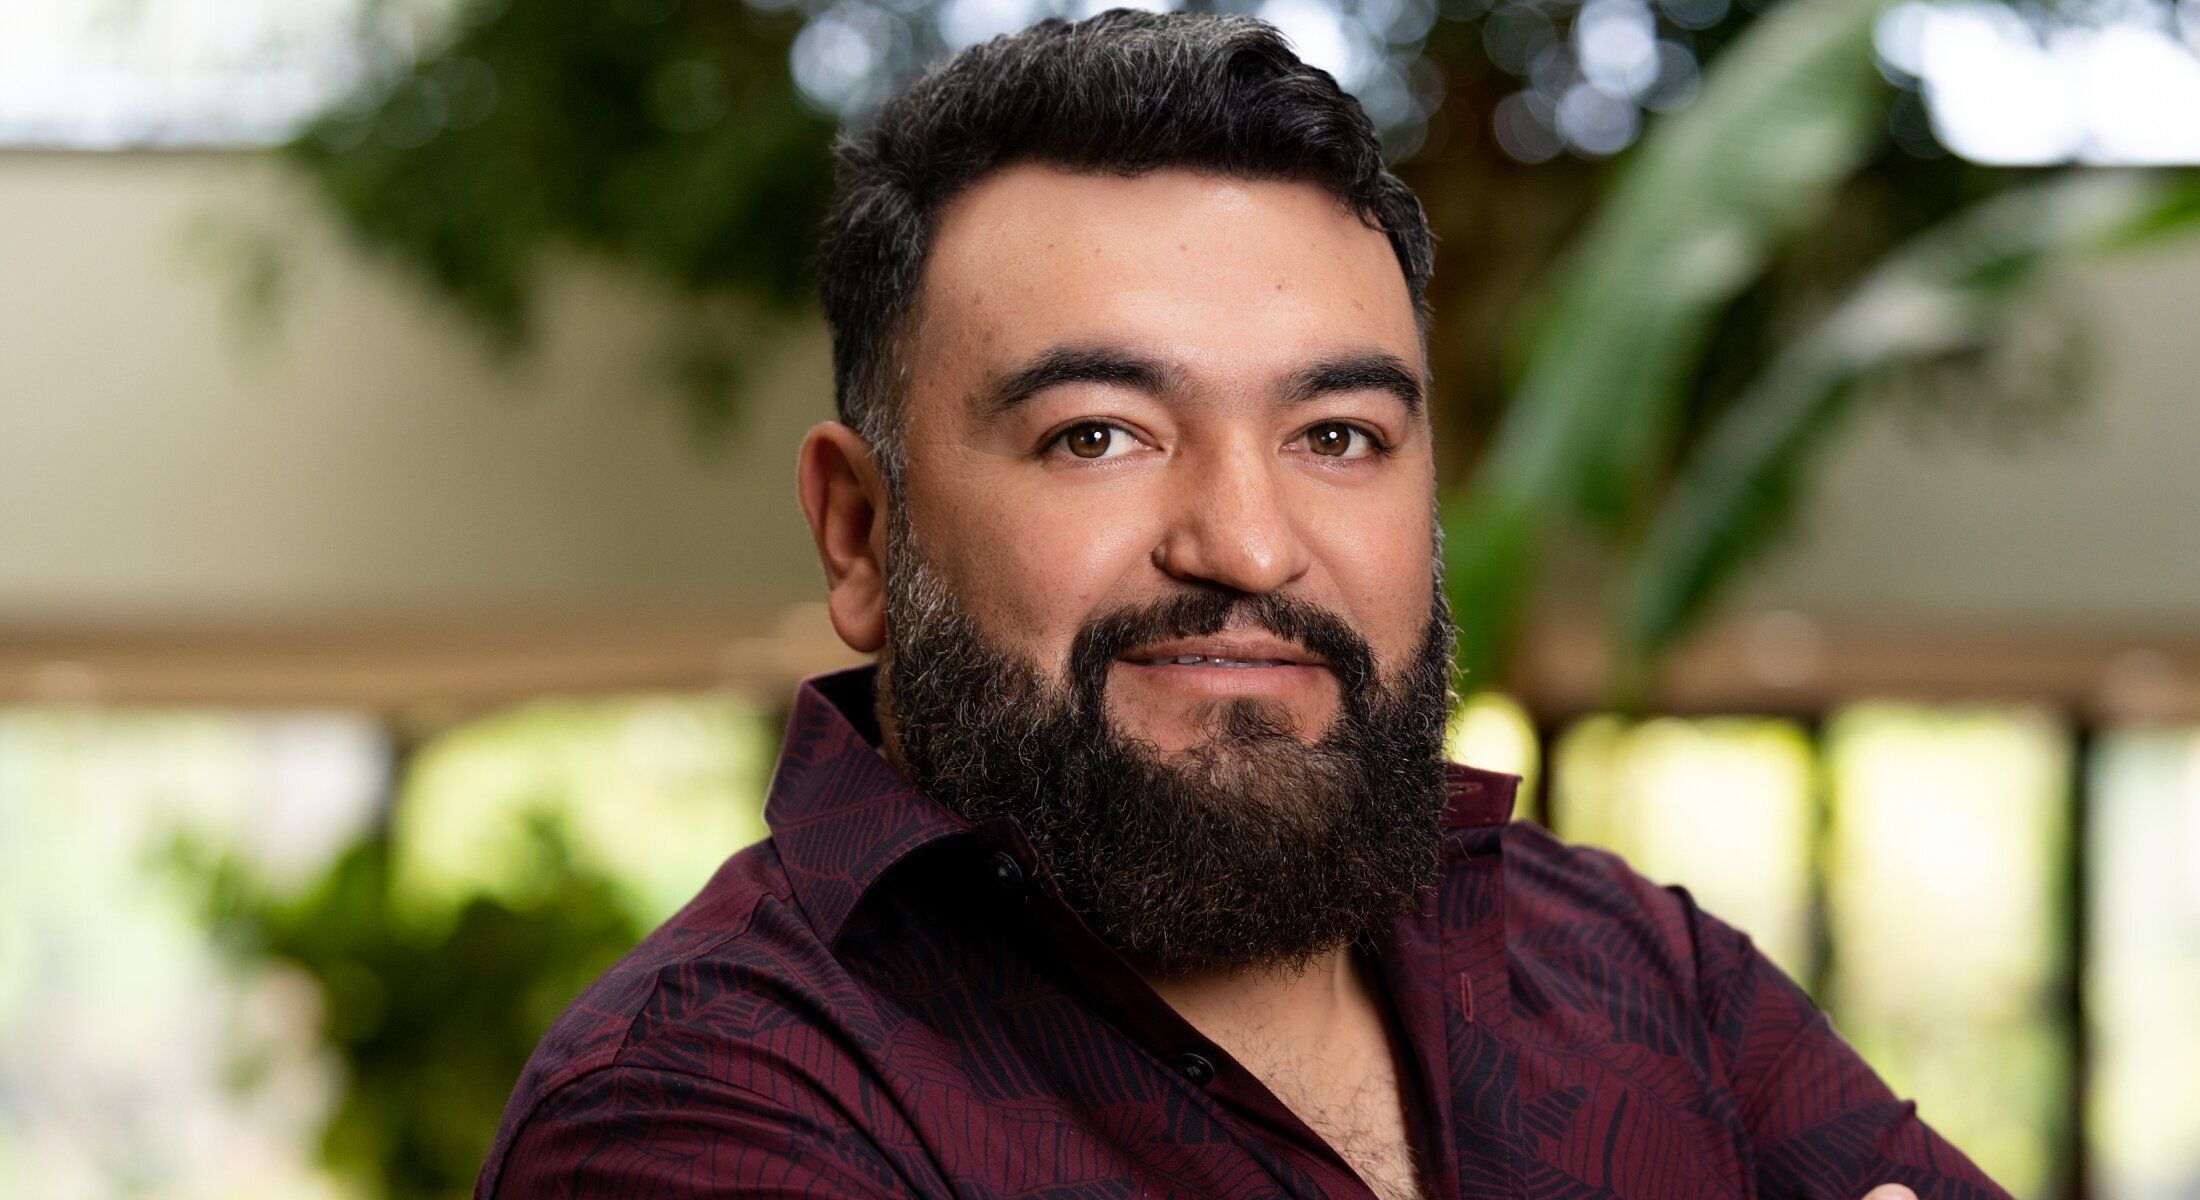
1308,423,1361,458
1062,423,1115,459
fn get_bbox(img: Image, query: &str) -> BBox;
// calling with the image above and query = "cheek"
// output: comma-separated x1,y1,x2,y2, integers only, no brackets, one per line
1302,499,1437,661
914,476,1162,661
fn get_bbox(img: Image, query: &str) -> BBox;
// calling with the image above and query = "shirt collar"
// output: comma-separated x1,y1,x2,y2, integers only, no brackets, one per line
764,665,1522,943
764,667,978,945
1442,759,1520,828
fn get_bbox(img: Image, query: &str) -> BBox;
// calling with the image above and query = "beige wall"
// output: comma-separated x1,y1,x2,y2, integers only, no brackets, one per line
1742,237,2200,625
0,150,831,627
1,149,2195,640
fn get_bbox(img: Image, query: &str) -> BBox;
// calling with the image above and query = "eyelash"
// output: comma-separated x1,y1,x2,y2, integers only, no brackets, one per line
1296,421,1391,461
1045,420,1148,462
1041,420,1392,462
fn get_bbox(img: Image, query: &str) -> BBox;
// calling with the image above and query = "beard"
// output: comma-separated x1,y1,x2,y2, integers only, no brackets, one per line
877,518,1458,978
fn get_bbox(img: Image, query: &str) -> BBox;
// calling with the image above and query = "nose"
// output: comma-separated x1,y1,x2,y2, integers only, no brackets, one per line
1150,440,1312,595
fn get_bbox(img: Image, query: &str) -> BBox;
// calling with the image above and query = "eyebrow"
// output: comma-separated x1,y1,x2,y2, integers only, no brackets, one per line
1282,351,1425,418
977,343,1425,420
980,345,1178,421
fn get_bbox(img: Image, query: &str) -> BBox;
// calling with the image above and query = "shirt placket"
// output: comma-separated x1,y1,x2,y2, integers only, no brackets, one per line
978,818,1388,1200
1439,822,1528,1200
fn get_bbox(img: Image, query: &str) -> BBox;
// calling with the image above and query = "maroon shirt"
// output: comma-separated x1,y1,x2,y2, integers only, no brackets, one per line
478,667,2006,1200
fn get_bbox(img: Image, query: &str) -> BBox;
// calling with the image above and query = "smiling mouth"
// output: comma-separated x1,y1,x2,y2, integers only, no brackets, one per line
1138,654,1303,668
1112,637,1334,711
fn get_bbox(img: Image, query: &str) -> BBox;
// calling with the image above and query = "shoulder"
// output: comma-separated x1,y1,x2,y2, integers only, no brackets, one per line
1497,819,1705,957
481,837,863,1175
1494,821,1815,1067
480,1060,911,1199
1493,822,1772,1047
520,839,805,1070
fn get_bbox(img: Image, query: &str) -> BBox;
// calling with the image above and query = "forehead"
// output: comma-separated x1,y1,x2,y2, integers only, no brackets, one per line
908,164,1422,403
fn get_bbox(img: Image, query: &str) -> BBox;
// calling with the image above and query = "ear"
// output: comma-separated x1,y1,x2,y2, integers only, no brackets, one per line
796,422,890,654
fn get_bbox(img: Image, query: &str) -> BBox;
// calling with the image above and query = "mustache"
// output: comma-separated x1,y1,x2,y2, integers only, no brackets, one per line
1066,590,1378,710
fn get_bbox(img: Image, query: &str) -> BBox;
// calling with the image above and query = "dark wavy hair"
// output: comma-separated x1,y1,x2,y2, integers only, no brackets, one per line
816,8,1435,481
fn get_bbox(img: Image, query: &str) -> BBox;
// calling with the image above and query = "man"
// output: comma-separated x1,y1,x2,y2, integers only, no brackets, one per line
477,11,2005,1200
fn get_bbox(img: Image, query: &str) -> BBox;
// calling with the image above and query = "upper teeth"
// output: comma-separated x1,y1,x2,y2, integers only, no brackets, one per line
1149,655,1284,667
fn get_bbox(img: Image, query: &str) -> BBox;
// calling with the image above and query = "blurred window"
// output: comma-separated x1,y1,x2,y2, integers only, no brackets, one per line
1539,703,2077,1196
0,691,772,1197
1822,704,2072,1199
2088,727,2200,1200
1873,0,2200,165
0,706,386,1195
0,0,449,148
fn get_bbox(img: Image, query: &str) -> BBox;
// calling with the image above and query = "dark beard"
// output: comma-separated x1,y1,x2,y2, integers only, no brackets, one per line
878,531,1458,977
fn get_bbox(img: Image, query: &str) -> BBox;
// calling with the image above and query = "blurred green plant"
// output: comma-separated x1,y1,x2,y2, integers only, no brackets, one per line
288,0,834,429
197,826,643,1200
1427,0,2200,704
283,0,2200,704
1434,0,1893,686
193,694,772,1200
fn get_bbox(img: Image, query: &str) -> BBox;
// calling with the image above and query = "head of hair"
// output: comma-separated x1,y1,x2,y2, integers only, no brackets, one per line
816,8,1434,482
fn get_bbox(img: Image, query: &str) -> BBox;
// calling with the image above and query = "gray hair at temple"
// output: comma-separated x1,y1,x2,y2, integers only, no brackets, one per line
814,8,1436,487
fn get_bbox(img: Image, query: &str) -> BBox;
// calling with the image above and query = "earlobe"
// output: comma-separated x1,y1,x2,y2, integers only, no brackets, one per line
796,422,888,654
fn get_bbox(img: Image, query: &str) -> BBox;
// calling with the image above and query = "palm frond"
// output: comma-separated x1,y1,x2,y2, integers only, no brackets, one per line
1614,169,2200,684
1444,0,1890,680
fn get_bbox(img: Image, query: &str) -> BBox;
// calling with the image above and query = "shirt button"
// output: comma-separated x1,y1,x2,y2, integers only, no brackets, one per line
1171,1052,1216,1086
988,850,1028,894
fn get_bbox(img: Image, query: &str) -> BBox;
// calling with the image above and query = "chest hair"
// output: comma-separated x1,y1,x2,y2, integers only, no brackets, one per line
1245,1040,1429,1200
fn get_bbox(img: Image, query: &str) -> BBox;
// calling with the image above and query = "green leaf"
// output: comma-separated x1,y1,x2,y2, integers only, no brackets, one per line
1615,169,2200,677
1445,0,1892,680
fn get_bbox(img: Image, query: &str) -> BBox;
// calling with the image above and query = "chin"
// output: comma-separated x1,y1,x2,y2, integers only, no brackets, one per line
1119,694,1332,757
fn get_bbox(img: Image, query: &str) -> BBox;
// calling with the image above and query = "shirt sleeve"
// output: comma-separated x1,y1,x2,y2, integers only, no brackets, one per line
481,1064,916,1199
1682,888,2015,1200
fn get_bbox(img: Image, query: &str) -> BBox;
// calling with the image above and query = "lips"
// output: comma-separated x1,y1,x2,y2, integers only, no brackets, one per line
1119,635,1327,670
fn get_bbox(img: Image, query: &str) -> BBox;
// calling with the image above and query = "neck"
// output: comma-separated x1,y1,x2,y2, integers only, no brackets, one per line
1143,945,1370,1055
1147,946,1427,1200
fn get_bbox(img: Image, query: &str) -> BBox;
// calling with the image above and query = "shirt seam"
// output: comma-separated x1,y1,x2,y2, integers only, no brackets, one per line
605,890,786,1062
483,1061,808,1200
1693,892,1831,1157
1733,1011,1832,1148
481,884,790,1199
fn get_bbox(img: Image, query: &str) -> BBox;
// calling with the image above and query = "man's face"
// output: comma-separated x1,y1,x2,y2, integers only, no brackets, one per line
893,164,1437,755
801,163,1454,972
796,161,1460,964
